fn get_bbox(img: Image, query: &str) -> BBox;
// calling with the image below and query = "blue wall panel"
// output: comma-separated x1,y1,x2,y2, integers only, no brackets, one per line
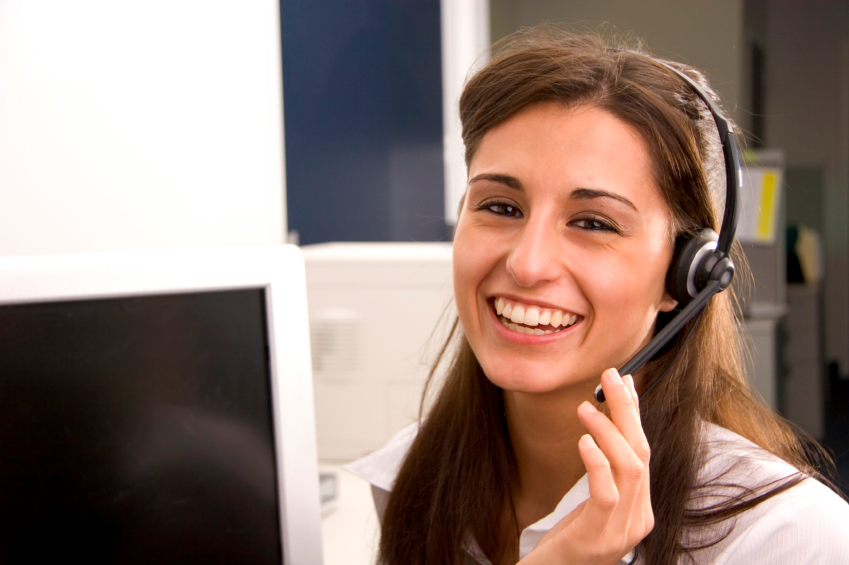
281,0,446,244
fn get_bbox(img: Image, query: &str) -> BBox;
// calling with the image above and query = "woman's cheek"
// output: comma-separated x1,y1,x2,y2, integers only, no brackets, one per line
581,254,663,331
578,256,627,300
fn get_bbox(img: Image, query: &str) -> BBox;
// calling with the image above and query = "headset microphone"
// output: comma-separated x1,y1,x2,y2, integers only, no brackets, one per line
594,62,741,403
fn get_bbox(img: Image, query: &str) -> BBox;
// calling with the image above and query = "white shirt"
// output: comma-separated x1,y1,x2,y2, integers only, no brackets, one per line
346,422,849,564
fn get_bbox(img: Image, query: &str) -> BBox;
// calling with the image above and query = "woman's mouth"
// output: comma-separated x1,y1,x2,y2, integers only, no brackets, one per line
493,297,581,335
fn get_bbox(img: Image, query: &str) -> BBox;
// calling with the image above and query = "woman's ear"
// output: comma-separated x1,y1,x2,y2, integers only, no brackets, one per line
660,292,678,313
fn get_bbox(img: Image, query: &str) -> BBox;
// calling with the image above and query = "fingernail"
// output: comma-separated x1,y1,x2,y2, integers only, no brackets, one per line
604,368,622,385
579,401,598,415
579,434,598,449
624,374,634,389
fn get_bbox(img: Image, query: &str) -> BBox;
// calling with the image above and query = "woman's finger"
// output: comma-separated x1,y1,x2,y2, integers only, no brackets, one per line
577,401,645,536
625,372,654,536
623,374,639,407
606,371,654,543
634,464,655,537
578,398,645,493
570,432,619,540
599,369,650,467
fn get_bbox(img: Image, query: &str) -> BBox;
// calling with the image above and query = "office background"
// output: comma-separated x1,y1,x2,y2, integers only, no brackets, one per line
0,0,846,509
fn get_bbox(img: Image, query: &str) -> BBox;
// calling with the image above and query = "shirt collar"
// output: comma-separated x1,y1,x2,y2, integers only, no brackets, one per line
344,422,418,491
347,423,634,564
518,474,590,557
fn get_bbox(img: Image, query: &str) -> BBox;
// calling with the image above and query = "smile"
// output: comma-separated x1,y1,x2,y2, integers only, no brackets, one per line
493,297,580,335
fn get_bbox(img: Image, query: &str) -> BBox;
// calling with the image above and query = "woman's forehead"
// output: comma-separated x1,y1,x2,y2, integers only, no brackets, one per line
470,104,658,195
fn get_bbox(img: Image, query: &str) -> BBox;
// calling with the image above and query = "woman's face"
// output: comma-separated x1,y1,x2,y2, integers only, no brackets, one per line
453,102,678,395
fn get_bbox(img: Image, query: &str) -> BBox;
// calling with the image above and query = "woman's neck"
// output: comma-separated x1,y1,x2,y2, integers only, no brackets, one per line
504,382,596,530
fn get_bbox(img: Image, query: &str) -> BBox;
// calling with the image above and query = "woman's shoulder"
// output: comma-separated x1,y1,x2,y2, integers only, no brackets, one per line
691,476,849,564
690,423,849,564
343,421,419,492
697,422,799,484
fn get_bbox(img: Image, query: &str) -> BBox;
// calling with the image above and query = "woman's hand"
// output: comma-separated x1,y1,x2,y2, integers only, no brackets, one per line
519,368,653,565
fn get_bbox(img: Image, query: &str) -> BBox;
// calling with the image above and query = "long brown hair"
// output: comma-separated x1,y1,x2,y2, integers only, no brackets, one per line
379,28,836,565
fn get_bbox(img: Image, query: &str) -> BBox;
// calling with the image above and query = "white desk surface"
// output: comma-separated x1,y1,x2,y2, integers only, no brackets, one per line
319,463,380,565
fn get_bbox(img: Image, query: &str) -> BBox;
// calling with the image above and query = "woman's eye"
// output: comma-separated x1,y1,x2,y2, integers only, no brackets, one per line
480,201,522,218
571,218,617,232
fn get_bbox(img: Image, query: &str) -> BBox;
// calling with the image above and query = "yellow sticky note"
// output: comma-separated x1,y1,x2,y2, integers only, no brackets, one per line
756,172,777,240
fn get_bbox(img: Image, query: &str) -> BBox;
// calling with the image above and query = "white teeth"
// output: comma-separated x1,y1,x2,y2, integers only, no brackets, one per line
501,316,521,334
550,310,563,327
510,304,525,324
495,298,580,334
501,315,560,335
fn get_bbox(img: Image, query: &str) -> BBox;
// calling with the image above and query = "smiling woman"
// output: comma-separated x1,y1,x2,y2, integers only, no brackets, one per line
346,27,849,565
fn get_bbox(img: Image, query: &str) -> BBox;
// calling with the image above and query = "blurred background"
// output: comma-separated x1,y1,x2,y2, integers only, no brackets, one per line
1,1,848,561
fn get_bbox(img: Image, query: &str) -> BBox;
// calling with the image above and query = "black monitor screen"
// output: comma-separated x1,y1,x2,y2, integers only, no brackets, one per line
0,290,282,564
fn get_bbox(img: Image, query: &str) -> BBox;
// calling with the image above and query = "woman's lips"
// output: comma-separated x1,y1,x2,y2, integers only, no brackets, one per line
491,296,582,337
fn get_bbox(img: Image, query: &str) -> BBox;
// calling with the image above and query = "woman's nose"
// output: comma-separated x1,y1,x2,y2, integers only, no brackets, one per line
505,218,562,288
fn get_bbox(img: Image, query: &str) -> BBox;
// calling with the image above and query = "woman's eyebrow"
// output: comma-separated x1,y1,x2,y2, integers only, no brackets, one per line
570,188,638,211
468,173,523,190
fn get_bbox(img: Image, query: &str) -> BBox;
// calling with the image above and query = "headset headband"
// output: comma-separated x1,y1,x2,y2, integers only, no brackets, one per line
660,62,741,256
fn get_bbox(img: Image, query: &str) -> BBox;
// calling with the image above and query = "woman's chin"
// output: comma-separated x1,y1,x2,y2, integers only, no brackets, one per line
482,366,597,397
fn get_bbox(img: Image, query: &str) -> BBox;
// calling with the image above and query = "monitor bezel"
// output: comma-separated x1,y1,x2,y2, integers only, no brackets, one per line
0,245,323,564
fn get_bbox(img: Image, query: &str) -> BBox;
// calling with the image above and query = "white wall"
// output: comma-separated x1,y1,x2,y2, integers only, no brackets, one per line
489,0,746,128
0,1,286,256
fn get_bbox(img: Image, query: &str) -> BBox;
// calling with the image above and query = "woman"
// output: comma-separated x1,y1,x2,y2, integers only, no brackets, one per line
348,28,849,564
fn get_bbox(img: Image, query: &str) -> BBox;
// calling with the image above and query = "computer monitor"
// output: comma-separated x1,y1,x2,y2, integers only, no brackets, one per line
0,246,323,564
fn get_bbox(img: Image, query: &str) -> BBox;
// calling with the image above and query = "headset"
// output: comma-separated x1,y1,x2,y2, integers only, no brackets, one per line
594,62,741,403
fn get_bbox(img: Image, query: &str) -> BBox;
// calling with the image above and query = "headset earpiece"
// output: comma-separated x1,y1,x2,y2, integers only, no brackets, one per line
665,228,719,305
